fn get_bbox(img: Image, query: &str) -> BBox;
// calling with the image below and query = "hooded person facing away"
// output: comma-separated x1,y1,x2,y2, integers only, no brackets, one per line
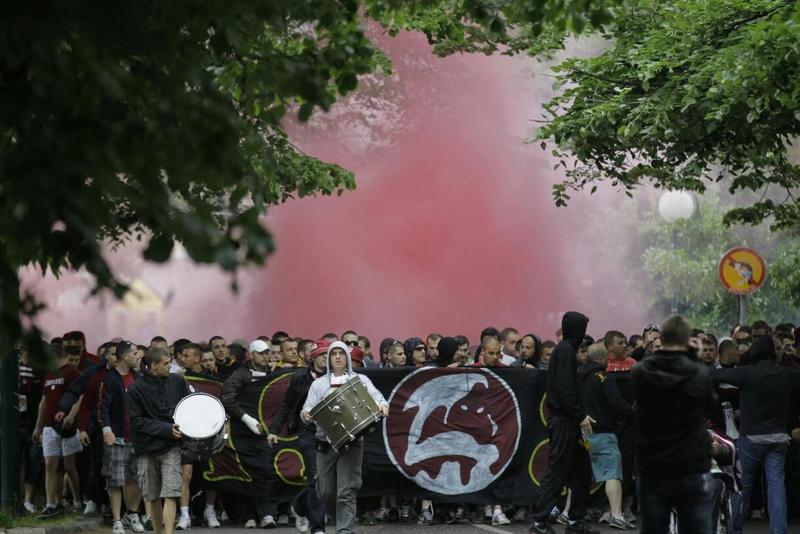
631,315,717,534
301,341,388,534
530,312,598,534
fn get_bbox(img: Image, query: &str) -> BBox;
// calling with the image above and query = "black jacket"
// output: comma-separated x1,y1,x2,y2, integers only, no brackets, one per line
100,368,140,438
632,349,716,477
221,364,267,422
125,372,190,455
713,337,800,436
579,361,633,433
271,367,321,436
546,311,589,420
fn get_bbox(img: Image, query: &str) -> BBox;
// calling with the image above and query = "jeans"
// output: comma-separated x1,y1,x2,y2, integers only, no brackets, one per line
638,472,715,534
317,437,363,534
735,436,788,534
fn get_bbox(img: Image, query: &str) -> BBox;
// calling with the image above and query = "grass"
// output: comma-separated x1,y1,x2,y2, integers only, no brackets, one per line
0,511,85,529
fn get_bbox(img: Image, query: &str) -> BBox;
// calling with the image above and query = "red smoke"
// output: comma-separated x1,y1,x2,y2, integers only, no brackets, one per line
23,32,648,346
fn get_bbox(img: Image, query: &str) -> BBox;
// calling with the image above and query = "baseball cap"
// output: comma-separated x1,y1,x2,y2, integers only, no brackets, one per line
248,340,270,353
310,340,331,358
350,347,364,364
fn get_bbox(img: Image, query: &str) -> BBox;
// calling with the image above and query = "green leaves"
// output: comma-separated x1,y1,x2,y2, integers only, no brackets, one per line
537,0,800,231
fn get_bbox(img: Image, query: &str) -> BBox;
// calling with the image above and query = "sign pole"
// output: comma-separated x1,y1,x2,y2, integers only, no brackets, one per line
738,294,746,325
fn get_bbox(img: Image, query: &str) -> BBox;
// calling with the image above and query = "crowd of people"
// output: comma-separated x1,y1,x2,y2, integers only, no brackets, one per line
14,316,800,534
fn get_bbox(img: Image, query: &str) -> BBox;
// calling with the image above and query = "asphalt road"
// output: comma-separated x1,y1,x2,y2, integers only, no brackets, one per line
83,518,777,534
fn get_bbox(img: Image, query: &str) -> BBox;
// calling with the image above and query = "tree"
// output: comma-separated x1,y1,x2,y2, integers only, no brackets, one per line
537,0,800,231
589,192,800,333
0,0,615,350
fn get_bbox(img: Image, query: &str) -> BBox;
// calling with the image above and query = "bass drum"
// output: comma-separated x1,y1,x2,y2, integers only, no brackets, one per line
173,393,228,461
309,376,384,451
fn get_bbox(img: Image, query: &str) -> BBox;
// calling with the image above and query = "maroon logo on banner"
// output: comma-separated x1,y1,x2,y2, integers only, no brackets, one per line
383,368,521,494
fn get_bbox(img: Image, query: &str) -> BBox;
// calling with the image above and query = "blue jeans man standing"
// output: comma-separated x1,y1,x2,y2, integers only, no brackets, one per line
735,436,788,534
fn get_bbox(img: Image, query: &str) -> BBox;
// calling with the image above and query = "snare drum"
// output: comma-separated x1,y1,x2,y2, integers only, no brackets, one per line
309,376,384,451
173,393,228,461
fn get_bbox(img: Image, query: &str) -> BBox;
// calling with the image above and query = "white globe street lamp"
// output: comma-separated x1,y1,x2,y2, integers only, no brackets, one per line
658,190,696,222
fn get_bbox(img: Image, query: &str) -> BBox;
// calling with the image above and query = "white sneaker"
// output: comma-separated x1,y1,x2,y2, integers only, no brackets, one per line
244,519,257,529
259,515,276,529
205,508,221,528
24,501,37,514
220,510,229,523
291,506,309,533
83,501,97,515
492,511,511,526
484,505,493,520
176,515,191,530
127,513,145,533
373,508,387,521
112,520,125,534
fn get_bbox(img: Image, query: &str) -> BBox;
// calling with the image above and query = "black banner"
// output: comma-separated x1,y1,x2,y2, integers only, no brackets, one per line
191,367,553,505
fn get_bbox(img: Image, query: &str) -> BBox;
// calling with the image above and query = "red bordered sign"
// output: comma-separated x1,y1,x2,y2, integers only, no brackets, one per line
718,247,767,295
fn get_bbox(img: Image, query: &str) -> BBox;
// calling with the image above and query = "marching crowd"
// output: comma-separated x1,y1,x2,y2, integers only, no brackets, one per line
14,315,800,534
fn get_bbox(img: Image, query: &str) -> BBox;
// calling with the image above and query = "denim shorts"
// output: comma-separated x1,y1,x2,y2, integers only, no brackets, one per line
586,432,623,482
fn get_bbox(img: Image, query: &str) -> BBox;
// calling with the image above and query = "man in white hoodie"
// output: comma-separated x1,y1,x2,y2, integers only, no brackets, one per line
301,341,388,534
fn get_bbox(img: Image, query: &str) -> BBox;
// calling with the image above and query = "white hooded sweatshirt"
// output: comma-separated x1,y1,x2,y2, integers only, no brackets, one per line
302,341,387,441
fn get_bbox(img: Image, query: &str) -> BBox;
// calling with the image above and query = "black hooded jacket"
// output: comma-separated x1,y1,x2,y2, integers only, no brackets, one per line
579,361,633,433
546,312,589,420
632,348,716,477
713,336,800,436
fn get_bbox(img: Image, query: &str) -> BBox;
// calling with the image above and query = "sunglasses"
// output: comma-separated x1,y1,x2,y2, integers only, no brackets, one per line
644,324,660,332
344,340,359,346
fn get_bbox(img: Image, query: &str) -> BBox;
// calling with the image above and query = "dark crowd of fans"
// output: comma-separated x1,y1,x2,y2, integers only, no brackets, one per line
14,318,800,534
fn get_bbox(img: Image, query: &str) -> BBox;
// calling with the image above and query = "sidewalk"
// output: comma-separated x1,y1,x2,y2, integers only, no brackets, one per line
3,516,102,534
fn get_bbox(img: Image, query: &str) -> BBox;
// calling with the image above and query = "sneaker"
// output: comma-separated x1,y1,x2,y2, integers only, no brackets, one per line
513,508,527,521
83,501,97,515
608,516,631,530
244,519,257,529
143,516,153,531
484,505,493,521
277,514,289,526
623,509,637,523
419,504,434,525
529,521,556,534
291,506,309,533
493,511,511,526
127,513,146,533
598,512,611,524
549,507,561,524
259,515,277,528
205,508,221,528
38,505,60,519
566,520,600,534
557,512,570,526
400,505,411,522
24,501,37,514
176,515,191,530
112,520,126,534
220,511,229,524
73,500,84,513
361,511,376,526
373,508,387,522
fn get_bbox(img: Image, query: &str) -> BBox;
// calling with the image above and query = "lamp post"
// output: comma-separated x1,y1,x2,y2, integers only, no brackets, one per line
658,191,696,314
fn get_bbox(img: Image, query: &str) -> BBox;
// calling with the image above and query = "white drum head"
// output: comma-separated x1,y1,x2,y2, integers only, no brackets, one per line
174,394,226,439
